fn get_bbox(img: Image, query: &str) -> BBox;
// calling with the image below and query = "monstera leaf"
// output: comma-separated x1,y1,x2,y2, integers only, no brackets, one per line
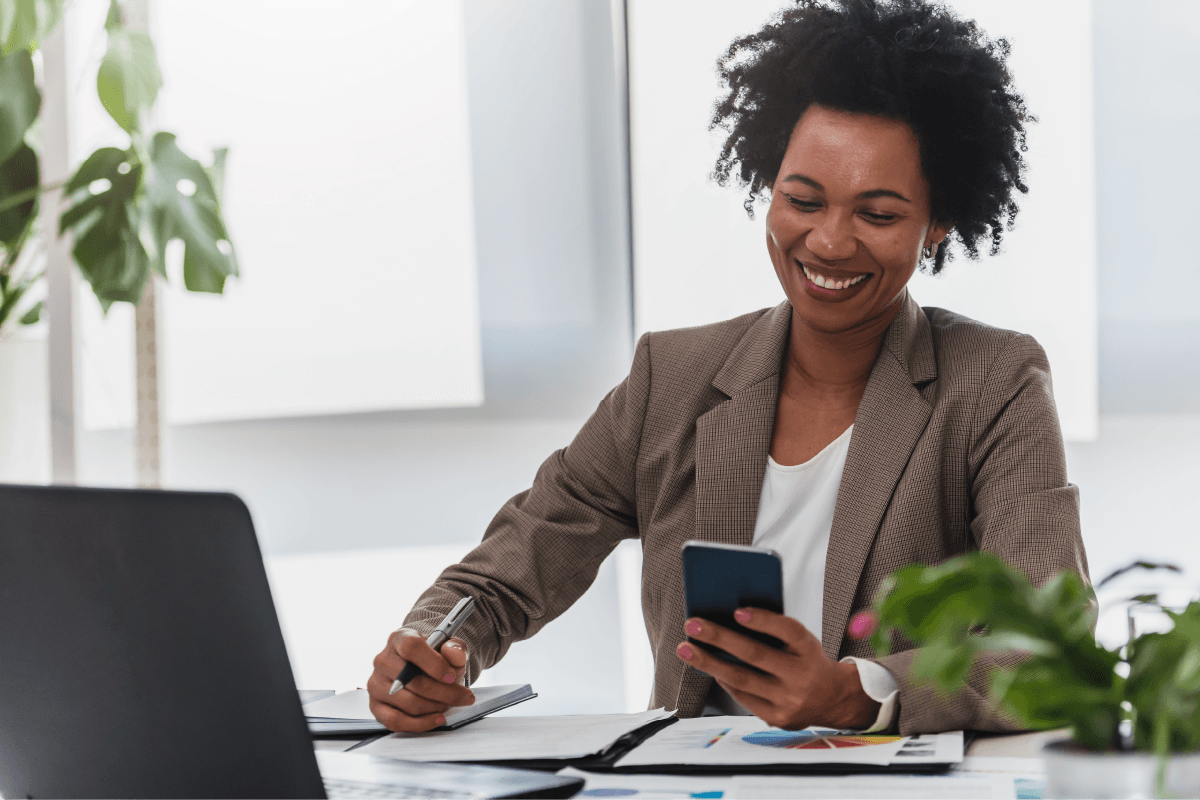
144,132,238,293
0,141,38,249
59,135,238,307
0,49,39,166
0,0,63,58
59,146,150,308
0,268,43,329
96,23,161,133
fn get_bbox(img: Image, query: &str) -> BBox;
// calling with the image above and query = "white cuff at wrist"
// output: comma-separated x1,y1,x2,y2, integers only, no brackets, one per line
840,656,899,733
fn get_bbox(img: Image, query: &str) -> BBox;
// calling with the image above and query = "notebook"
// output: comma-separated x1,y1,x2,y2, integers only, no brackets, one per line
305,684,537,735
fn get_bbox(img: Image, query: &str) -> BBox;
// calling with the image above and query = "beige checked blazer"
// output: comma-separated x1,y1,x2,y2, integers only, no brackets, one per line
403,292,1089,735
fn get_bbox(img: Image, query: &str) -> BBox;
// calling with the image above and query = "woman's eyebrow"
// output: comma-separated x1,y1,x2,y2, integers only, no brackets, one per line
780,173,911,203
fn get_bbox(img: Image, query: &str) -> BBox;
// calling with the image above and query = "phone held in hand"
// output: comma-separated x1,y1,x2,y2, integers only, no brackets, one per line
681,541,785,671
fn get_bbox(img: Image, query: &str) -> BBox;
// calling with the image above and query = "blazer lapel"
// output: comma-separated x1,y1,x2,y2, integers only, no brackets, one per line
693,302,791,547
677,302,790,712
821,293,936,659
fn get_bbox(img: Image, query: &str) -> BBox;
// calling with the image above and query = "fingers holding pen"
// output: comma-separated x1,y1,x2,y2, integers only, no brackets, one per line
394,630,461,686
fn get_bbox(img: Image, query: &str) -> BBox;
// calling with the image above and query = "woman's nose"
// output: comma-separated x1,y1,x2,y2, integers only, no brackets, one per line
805,211,857,261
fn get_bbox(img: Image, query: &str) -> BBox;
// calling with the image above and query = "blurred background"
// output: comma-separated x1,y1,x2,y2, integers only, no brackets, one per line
0,0,1197,715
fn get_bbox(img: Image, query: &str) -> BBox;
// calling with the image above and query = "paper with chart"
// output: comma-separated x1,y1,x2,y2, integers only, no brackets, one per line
356,709,674,762
556,767,732,798
614,716,962,768
726,772,1018,799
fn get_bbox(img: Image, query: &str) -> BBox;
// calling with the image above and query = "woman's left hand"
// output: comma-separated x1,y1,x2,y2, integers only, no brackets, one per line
675,608,880,730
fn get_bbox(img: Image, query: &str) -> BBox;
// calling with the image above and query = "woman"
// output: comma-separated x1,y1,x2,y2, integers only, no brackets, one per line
367,0,1087,736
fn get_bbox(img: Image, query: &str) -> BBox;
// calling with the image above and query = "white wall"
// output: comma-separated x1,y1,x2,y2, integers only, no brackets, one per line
628,0,1099,441
75,0,484,429
1093,0,1200,413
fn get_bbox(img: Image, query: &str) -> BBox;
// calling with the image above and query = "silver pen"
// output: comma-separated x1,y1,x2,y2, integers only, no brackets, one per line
389,596,476,695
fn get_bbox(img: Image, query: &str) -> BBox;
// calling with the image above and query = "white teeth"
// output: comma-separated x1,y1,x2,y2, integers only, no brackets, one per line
802,264,867,290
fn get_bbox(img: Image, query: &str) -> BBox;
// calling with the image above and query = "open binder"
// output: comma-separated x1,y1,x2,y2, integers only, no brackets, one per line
350,710,970,775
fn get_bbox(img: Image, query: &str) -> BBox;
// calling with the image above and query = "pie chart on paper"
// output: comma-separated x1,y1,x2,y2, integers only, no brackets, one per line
741,730,904,750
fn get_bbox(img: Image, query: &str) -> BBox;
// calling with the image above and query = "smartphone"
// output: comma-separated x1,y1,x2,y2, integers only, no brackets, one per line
681,540,785,671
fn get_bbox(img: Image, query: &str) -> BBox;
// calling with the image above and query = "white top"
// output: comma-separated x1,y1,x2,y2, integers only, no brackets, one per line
706,424,899,731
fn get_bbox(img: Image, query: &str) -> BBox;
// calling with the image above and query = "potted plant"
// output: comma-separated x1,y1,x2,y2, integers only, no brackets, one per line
0,19,51,481
855,553,1200,799
0,0,238,482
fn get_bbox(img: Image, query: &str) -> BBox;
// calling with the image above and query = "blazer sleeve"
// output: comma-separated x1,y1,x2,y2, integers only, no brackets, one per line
870,332,1088,734
400,334,652,683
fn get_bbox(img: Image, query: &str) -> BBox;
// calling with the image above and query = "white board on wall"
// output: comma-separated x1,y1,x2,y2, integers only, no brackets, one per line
76,0,483,428
628,0,1098,441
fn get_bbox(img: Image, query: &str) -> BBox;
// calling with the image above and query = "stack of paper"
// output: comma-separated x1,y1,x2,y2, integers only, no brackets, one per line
613,716,962,770
557,768,1023,799
356,709,675,762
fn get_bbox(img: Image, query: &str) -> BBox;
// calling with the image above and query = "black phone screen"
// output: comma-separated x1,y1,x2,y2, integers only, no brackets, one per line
682,541,785,670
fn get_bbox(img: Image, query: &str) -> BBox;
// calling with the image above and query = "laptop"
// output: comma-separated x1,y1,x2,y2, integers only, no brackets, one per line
0,484,582,799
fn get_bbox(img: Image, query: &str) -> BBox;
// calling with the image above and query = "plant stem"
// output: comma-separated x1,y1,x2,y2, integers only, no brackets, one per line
0,179,67,214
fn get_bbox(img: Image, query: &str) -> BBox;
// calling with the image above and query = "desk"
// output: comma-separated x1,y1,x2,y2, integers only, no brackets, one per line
967,728,1069,759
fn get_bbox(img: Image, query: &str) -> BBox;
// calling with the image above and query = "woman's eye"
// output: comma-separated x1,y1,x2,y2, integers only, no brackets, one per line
786,196,820,211
862,212,897,223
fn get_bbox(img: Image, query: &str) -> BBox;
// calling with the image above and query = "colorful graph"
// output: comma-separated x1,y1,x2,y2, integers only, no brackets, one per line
742,730,904,750
703,728,731,748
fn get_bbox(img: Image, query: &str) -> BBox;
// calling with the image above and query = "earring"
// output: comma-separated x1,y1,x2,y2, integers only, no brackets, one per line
922,244,934,260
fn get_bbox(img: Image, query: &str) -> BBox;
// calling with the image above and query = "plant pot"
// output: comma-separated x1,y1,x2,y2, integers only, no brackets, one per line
0,333,51,484
1044,740,1200,799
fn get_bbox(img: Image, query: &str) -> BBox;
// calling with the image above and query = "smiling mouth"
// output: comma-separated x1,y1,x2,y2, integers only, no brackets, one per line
800,263,870,291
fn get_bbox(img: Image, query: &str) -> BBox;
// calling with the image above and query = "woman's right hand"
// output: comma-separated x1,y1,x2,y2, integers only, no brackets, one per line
367,629,475,732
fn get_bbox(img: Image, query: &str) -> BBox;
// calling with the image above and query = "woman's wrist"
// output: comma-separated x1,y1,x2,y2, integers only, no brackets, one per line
829,660,883,730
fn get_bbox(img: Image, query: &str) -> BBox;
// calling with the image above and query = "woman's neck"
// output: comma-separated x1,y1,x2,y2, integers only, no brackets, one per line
783,301,901,398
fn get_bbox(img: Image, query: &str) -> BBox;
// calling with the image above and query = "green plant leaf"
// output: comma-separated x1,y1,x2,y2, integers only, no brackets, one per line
0,141,38,248
0,48,39,165
871,552,1123,749
0,264,40,329
17,298,41,324
0,0,63,57
59,145,151,307
144,132,238,293
97,29,161,133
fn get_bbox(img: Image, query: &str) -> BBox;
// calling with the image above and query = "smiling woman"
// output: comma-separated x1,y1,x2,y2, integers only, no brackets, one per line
370,0,1087,739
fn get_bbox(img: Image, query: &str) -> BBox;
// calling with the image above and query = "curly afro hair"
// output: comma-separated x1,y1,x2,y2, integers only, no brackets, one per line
711,0,1033,274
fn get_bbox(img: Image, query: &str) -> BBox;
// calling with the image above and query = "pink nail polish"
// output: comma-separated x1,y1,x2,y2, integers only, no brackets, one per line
734,609,751,623
679,644,695,659
442,673,456,683
685,620,702,636
436,716,447,725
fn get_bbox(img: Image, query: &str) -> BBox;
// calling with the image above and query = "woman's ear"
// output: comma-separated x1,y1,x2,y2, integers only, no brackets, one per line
927,220,951,249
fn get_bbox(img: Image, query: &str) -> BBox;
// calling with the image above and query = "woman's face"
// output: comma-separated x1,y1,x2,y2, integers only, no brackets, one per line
766,105,949,336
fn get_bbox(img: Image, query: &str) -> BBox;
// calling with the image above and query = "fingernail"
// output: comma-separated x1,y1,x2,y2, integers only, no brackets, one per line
442,673,456,683
445,642,462,650
685,620,702,636
678,644,695,659
436,716,447,725
734,609,751,623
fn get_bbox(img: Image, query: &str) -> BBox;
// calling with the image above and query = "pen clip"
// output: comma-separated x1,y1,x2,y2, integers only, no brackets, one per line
440,596,475,631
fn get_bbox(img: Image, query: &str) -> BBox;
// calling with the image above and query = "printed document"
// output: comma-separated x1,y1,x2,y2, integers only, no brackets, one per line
614,716,962,768
556,769,1019,799
555,768,732,798
726,773,1017,799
